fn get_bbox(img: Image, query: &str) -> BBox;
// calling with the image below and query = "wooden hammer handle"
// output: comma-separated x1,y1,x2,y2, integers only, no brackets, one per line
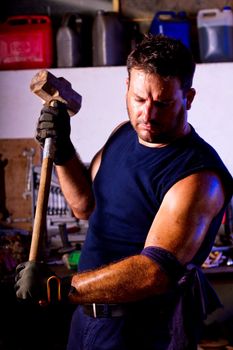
29,138,55,261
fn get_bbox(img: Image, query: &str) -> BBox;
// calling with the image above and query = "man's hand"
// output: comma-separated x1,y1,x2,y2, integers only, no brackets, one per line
36,101,76,165
14,261,53,301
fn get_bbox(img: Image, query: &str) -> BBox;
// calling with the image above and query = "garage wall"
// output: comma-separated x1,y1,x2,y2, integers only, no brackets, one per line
0,64,232,175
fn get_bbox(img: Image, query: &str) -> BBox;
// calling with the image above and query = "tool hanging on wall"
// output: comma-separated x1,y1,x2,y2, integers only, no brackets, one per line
29,70,82,263
0,154,9,221
22,147,35,200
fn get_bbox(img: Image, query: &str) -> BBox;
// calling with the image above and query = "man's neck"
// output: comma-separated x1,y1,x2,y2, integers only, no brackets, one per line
138,123,191,148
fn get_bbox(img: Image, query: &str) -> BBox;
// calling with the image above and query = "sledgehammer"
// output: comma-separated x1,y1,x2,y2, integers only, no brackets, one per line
29,70,82,262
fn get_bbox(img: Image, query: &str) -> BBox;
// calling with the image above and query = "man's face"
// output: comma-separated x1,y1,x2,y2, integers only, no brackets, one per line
126,69,195,146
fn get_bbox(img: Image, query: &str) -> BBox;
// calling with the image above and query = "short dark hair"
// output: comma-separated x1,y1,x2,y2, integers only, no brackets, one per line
127,34,196,92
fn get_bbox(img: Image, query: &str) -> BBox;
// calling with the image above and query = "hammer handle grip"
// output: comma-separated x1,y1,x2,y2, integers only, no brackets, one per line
29,138,55,261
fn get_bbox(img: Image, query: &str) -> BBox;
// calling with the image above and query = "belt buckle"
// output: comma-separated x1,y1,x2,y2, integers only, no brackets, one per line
92,303,97,318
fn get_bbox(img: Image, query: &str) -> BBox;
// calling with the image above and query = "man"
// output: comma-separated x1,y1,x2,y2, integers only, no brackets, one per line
15,35,233,349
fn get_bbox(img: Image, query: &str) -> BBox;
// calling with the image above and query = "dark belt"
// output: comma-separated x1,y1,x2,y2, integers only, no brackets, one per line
82,303,126,318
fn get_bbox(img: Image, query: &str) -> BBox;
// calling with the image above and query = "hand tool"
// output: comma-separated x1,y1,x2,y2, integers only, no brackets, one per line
30,69,82,117
28,70,82,263
22,147,35,199
39,275,61,306
0,155,9,221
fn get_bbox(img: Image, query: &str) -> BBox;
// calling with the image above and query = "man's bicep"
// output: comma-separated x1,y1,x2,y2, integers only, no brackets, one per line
145,171,226,265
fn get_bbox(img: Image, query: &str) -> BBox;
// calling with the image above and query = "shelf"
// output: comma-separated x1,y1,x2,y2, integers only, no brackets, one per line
203,265,233,276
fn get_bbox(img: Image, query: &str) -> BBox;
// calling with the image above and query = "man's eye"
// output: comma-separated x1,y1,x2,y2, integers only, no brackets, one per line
154,101,171,108
135,97,145,103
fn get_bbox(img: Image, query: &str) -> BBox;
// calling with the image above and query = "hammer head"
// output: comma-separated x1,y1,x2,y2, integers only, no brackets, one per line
30,70,82,116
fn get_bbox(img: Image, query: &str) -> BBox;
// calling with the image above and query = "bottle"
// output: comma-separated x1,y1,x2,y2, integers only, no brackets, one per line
92,10,128,66
149,11,191,48
56,13,83,67
197,7,233,62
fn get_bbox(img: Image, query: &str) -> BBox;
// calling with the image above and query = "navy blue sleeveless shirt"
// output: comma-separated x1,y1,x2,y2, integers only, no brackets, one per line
78,122,233,272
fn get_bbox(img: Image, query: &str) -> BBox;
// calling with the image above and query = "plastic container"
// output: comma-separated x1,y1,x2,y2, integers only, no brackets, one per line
149,11,191,48
92,10,128,66
56,13,83,68
0,15,53,70
197,7,233,62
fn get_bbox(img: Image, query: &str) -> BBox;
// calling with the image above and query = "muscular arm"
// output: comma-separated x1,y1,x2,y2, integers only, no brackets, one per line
55,150,102,219
70,254,170,304
55,122,124,219
70,171,226,304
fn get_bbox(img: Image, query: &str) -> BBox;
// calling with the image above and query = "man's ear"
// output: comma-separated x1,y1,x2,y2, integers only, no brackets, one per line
185,88,196,110
126,77,129,89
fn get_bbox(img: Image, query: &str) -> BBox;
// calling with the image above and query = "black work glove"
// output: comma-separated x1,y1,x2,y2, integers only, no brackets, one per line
14,261,53,302
36,101,76,165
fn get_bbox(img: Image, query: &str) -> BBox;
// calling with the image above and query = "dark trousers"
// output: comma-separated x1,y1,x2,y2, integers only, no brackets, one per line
66,304,172,350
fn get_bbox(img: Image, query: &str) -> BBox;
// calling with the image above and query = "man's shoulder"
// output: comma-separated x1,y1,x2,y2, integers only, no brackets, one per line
110,121,131,136
107,121,132,142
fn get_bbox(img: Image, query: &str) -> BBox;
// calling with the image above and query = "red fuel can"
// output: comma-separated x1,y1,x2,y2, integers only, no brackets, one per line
0,15,53,70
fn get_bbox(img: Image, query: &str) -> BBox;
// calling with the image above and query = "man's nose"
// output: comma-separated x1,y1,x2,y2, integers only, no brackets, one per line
142,100,157,123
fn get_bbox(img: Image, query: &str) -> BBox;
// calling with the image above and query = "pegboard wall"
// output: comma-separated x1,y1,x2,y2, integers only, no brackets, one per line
0,139,41,231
